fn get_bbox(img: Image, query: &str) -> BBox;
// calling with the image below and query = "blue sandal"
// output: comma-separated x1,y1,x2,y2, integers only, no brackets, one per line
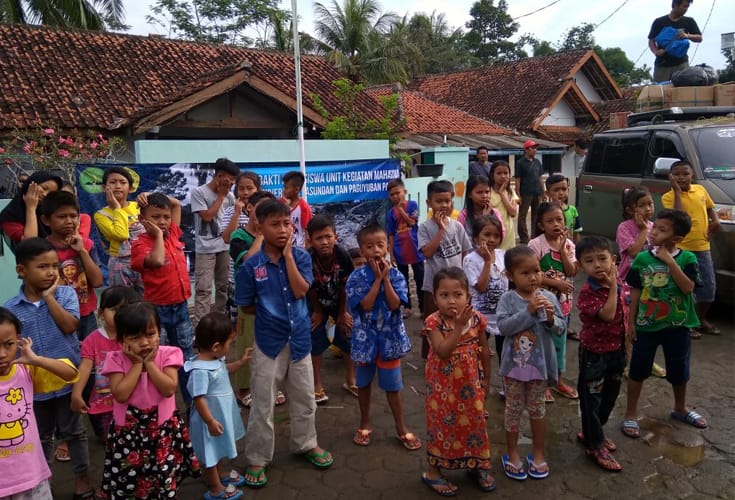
671,410,708,429
203,484,244,499
421,473,457,497
220,470,246,487
502,454,527,481
526,454,549,479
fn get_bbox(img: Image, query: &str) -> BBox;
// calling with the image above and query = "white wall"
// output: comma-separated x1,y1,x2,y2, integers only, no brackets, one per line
541,100,576,126
573,70,603,103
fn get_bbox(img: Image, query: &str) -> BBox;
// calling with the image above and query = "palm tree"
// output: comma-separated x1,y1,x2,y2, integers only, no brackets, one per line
258,9,325,55
0,0,125,30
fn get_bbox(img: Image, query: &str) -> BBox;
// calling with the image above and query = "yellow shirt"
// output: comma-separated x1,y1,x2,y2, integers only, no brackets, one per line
426,208,461,220
93,202,141,256
489,188,519,250
661,184,714,251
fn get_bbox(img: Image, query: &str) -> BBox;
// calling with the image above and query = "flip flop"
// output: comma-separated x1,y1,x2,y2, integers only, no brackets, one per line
552,383,579,399
55,444,71,462
304,448,334,469
501,454,527,481
396,432,422,450
467,468,496,492
239,393,252,408
621,419,640,438
671,410,708,429
544,389,555,403
353,428,372,446
421,473,457,497
526,454,549,479
586,447,622,472
689,329,702,339
697,324,721,335
342,382,359,397
576,431,617,452
203,484,244,500
275,390,286,406
220,470,246,487
243,466,267,489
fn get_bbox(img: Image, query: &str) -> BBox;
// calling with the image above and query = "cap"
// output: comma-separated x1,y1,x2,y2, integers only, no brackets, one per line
523,140,538,149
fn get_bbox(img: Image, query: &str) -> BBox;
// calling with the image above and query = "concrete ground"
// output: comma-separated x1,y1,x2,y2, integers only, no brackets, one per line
52,299,734,499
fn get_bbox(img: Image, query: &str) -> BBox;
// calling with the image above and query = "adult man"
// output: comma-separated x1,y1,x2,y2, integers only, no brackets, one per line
190,157,238,326
648,0,702,83
574,138,588,178
515,140,545,244
469,146,492,178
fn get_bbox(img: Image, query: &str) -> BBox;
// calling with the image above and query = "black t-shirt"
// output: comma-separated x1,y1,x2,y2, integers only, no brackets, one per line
648,15,701,67
309,244,354,316
514,156,544,196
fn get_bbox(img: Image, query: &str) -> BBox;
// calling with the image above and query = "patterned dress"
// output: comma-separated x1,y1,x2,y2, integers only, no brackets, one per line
424,312,490,470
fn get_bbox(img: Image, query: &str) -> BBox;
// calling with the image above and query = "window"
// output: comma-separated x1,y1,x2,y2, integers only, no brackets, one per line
588,134,648,176
644,132,685,177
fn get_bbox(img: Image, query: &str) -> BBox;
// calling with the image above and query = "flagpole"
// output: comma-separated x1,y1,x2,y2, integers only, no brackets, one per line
291,0,307,201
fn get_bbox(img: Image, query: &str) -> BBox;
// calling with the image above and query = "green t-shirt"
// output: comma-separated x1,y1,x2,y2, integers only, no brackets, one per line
563,204,582,234
626,249,700,331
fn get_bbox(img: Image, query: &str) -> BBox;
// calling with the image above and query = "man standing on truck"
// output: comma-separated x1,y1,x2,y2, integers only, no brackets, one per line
648,0,702,83
515,140,545,244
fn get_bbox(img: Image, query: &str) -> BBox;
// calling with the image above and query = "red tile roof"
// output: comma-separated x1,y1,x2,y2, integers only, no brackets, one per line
410,49,621,132
536,126,586,144
588,87,638,135
366,85,513,135
0,24,383,132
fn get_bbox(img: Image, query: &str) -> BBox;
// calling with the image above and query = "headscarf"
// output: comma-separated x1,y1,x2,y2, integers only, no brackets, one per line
0,171,64,237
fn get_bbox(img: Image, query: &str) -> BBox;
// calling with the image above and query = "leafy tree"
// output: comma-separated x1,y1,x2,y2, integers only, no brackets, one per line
146,0,281,45
558,22,595,50
405,11,474,76
463,0,524,64
0,0,126,30
253,9,323,54
596,47,651,86
719,48,735,83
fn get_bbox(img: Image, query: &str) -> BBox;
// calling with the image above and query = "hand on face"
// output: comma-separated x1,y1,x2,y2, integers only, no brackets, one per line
104,186,121,209
455,303,474,325
139,216,162,237
23,182,42,208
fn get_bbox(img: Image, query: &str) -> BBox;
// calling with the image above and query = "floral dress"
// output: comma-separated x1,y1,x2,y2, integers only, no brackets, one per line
424,311,490,470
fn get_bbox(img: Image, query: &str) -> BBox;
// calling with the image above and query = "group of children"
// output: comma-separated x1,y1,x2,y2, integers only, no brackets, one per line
0,156,719,498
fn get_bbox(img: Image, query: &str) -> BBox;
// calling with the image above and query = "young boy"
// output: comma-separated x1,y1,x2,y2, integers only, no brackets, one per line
4,238,94,498
41,191,103,340
418,180,473,356
345,224,420,450
349,247,367,269
386,178,425,317
622,209,705,439
575,236,629,472
307,214,356,403
662,160,720,338
546,174,583,243
190,158,238,326
130,192,194,402
235,199,332,488
280,171,312,248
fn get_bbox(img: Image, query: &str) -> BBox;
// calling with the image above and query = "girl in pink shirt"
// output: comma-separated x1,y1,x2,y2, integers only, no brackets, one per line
616,188,654,281
101,302,200,498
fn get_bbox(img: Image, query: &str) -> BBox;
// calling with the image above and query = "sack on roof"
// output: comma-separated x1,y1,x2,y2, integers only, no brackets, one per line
671,64,718,87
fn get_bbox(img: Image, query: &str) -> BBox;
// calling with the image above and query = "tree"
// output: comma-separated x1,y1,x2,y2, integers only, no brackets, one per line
558,22,595,50
0,0,126,30
253,9,323,54
719,48,735,83
463,0,524,64
146,0,282,45
405,11,474,76
596,47,651,86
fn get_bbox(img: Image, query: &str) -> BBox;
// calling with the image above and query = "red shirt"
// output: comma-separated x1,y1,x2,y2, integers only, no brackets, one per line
48,236,98,317
131,222,191,305
576,278,630,354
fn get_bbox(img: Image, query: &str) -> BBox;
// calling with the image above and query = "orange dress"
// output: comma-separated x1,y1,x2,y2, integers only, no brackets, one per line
424,312,490,470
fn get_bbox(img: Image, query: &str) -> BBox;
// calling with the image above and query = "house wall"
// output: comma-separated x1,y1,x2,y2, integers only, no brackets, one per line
0,200,18,304
541,100,576,126
573,71,603,103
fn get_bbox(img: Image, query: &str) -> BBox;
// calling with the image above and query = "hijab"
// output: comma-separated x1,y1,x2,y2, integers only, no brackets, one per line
0,171,64,237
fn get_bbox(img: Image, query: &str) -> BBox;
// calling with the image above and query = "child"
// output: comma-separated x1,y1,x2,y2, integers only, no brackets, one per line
545,174,582,243
575,236,629,472
663,160,721,338
418,180,473,332
345,224,419,450
0,307,79,500
185,312,252,500
41,191,103,340
617,188,666,378
386,178,425,317
457,174,504,241
349,247,367,268
131,192,194,402
489,160,519,250
422,268,494,495
102,301,200,498
497,246,565,481
61,181,91,239
190,158,238,326
463,215,507,347
71,286,140,443
234,199,332,489
280,170,312,248
4,238,94,498
307,214,356,402
0,171,62,245
528,202,579,401
94,166,145,294
222,171,260,243
622,209,706,438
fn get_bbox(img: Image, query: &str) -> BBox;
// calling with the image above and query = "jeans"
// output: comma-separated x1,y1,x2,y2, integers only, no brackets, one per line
35,393,89,475
193,250,230,326
156,301,195,404
517,194,541,244
397,261,425,312
577,347,627,450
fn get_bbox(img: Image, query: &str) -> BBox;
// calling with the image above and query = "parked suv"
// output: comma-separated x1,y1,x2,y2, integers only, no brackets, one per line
577,108,735,302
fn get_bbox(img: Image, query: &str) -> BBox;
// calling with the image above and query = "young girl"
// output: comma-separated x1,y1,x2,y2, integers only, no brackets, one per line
457,175,504,242
185,312,252,500
497,247,565,481
422,268,493,495
0,307,79,500
488,160,519,250
71,286,140,444
528,202,578,401
93,167,145,294
101,301,200,498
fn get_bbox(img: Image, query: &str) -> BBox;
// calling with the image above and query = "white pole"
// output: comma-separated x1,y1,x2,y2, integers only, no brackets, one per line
291,0,307,201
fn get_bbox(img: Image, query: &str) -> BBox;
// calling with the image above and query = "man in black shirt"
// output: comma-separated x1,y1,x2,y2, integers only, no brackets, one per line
469,145,491,178
648,0,702,82
515,140,545,244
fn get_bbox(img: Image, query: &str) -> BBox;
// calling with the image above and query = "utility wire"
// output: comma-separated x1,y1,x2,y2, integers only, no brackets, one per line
515,0,562,20
594,0,631,29
690,0,716,63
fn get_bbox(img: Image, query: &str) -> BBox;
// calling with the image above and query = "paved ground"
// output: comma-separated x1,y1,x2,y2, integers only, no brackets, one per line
52,292,734,499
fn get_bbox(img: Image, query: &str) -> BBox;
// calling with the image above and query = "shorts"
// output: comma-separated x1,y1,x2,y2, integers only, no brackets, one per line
628,327,690,385
356,356,403,392
310,316,351,355
503,377,546,432
693,250,715,303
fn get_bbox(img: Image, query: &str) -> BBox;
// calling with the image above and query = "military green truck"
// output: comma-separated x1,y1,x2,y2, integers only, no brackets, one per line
576,107,735,302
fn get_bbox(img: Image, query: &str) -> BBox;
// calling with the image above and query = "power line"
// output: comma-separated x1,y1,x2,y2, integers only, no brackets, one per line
594,0,631,29
690,0,716,63
634,46,648,65
515,0,563,20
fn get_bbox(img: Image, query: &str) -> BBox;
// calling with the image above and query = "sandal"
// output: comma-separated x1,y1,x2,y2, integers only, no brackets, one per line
671,410,708,429
552,383,578,399
203,484,244,500
501,454,526,481
586,447,622,472
275,390,286,406
697,323,721,335
314,389,329,404
421,473,457,497
353,428,372,446
239,393,252,408
621,419,640,438
576,431,617,452
544,388,555,403
396,432,422,450
467,468,496,492
220,469,246,487
526,454,549,479
55,443,71,462
567,328,580,341
342,382,359,397
304,448,334,468
689,329,702,339
243,466,267,489
651,362,667,378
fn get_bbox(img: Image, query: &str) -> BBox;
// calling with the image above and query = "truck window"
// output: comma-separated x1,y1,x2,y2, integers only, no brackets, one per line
644,132,685,177
595,136,648,177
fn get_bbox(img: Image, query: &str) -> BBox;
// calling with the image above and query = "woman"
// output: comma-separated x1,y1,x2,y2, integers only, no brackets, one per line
0,171,63,245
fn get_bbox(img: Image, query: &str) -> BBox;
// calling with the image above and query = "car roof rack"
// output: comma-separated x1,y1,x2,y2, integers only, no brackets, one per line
627,106,735,127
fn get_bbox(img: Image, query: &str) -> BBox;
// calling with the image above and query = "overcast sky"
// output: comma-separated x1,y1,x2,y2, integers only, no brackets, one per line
124,0,734,71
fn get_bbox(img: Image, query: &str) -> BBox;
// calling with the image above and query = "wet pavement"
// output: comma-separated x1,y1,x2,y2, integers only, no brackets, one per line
52,303,734,499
